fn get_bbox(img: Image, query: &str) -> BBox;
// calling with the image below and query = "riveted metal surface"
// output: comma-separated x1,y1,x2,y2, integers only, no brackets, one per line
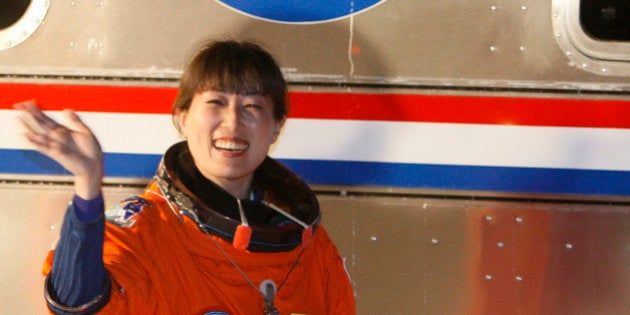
2,183,629,314
323,194,630,315
1,0,630,87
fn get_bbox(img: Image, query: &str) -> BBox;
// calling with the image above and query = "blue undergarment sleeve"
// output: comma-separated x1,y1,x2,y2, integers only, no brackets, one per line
47,194,110,313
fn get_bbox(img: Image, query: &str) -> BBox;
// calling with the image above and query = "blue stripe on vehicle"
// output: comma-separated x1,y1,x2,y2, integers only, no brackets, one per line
1,149,628,196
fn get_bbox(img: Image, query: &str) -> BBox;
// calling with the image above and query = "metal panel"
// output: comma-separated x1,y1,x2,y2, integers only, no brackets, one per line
3,183,628,314
1,0,630,88
323,192,630,315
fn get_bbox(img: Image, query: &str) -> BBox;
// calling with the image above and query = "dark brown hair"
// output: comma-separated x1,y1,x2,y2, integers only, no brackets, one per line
172,40,288,132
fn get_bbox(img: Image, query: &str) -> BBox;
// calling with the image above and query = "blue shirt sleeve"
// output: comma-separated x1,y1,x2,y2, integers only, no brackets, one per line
46,194,111,314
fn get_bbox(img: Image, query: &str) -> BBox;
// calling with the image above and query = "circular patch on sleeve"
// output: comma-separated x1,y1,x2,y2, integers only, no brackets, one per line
105,197,149,228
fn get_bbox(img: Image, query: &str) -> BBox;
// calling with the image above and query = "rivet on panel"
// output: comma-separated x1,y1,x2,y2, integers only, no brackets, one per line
431,238,439,245
50,225,57,231
485,215,493,222
521,5,528,11
519,46,526,52
565,243,573,249
489,46,499,52
601,68,609,73
485,274,493,280
515,276,523,282
490,5,499,11
70,1,77,6
370,235,378,242
515,217,523,223
497,242,504,248
553,11,559,18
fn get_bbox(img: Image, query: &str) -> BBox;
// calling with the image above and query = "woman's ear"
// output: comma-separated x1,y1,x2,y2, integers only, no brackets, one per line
176,109,189,138
271,118,285,144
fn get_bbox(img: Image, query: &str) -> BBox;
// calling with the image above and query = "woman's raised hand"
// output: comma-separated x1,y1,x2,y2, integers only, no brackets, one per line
13,101,103,199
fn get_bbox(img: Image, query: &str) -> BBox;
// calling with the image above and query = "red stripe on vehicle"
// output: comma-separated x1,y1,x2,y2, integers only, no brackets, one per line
2,83,630,128
2,83,177,114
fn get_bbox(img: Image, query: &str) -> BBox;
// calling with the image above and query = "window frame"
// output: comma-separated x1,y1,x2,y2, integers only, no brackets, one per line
0,0,49,51
552,0,630,76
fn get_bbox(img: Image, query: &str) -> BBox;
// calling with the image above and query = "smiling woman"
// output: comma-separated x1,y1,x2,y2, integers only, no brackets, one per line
14,39,355,315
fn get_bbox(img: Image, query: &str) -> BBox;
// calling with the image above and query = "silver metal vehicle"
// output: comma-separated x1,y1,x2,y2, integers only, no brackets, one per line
1,1,628,314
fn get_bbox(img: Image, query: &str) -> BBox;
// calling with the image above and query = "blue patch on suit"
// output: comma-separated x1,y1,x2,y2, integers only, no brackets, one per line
105,197,149,228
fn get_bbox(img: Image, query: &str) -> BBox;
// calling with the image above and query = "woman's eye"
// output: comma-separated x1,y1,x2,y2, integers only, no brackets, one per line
207,99,224,106
244,103,262,111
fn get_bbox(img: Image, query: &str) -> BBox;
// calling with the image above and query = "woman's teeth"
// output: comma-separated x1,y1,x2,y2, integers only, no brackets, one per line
214,139,248,151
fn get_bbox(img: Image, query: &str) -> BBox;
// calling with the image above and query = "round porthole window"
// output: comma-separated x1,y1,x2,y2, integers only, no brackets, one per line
0,0,49,50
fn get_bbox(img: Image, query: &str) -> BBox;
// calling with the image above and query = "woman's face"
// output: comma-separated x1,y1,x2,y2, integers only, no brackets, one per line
178,89,283,198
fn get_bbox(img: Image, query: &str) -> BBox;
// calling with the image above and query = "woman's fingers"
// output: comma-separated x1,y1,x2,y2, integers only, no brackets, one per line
18,101,61,132
14,102,47,135
62,109,90,134
14,101,78,158
13,101,104,197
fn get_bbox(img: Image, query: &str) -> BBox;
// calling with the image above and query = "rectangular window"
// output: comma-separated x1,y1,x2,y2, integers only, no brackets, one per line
580,0,630,41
